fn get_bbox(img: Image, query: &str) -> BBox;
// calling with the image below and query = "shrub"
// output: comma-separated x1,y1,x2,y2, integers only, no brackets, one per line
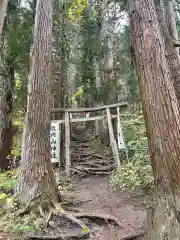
110,159,153,191
110,115,154,191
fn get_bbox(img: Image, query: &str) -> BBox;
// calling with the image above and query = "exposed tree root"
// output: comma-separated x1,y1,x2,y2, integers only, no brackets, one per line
25,228,98,239
77,162,105,168
70,167,86,176
74,165,114,172
73,199,93,205
87,171,110,175
120,231,146,240
61,199,93,209
38,202,123,229
19,196,123,239
64,206,83,212
72,167,110,176
18,204,30,216
53,204,89,232
59,211,88,231
71,211,123,228
38,204,52,226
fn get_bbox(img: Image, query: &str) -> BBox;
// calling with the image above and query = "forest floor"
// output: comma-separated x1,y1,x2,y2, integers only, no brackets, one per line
73,175,148,240
0,127,150,239
0,174,149,240
67,129,149,239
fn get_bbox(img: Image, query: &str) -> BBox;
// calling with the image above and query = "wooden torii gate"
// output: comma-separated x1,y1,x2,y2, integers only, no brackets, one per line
51,102,128,176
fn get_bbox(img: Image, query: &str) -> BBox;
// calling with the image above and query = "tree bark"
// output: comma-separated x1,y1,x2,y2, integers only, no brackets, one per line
52,1,66,119
128,0,180,238
52,1,69,167
155,0,180,106
18,0,59,204
0,64,13,171
0,0,9,38
0,0,13,171
164,0,179,49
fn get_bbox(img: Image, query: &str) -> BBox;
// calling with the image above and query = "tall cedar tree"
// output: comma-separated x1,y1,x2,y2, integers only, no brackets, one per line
0,0,13,171
155,0,180,106
128,0,180,238
18,0,60,204
0,0,9,36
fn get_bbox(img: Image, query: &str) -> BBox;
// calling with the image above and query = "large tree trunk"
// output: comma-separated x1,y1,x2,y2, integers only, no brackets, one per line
164,0,179,50
18,0,59,204
0,0,9,37
0,0,13,171
0,64,13,171
128,0,180,238
52,1,68,166
155,0,180,106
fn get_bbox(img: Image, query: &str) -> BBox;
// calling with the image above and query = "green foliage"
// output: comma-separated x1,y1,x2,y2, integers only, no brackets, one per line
14,73,28,113
0,209,43,235
83,226,89,233
122,116,146,143
110,162,152,190
0,179,18,191
18,225,36,232
4,1,34,114
0,171,75,236
110,113,154,191
78,7,102,103
72,86,84,104
0,193,8,200
0,170,18,191
12,135,21,156
68,0,88,22
12,115,23,156
116,25,139,103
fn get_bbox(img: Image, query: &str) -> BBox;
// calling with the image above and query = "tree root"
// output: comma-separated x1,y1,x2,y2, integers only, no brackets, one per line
72,167,110,175
120,231,146,240
18,204,30,216
38,204,52,226
60,211,88,231
25,227,98,239
70,167,86,176
87,171,110,175
60,199,93,209
74,166,114,172
71,212,123,228
19,199,123,239
73,199,93,205
54,204,89,232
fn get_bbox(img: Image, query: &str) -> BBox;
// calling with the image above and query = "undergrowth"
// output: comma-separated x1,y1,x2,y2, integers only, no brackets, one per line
0,113,75,237
0,170,39,237
110,113,154,191
12,116,24,156
0,169,75,237
0,170,18,193
0,203,44,236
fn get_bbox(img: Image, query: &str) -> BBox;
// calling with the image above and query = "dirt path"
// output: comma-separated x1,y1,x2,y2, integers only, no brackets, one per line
74,175,147,240
0,175,148,240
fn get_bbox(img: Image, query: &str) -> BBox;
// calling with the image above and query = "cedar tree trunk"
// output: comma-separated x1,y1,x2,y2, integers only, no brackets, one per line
155,0,180,107
18,0,59,204
128,0,180,238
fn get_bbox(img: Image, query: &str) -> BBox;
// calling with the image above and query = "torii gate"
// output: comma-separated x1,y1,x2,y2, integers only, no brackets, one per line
50,102,128,176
